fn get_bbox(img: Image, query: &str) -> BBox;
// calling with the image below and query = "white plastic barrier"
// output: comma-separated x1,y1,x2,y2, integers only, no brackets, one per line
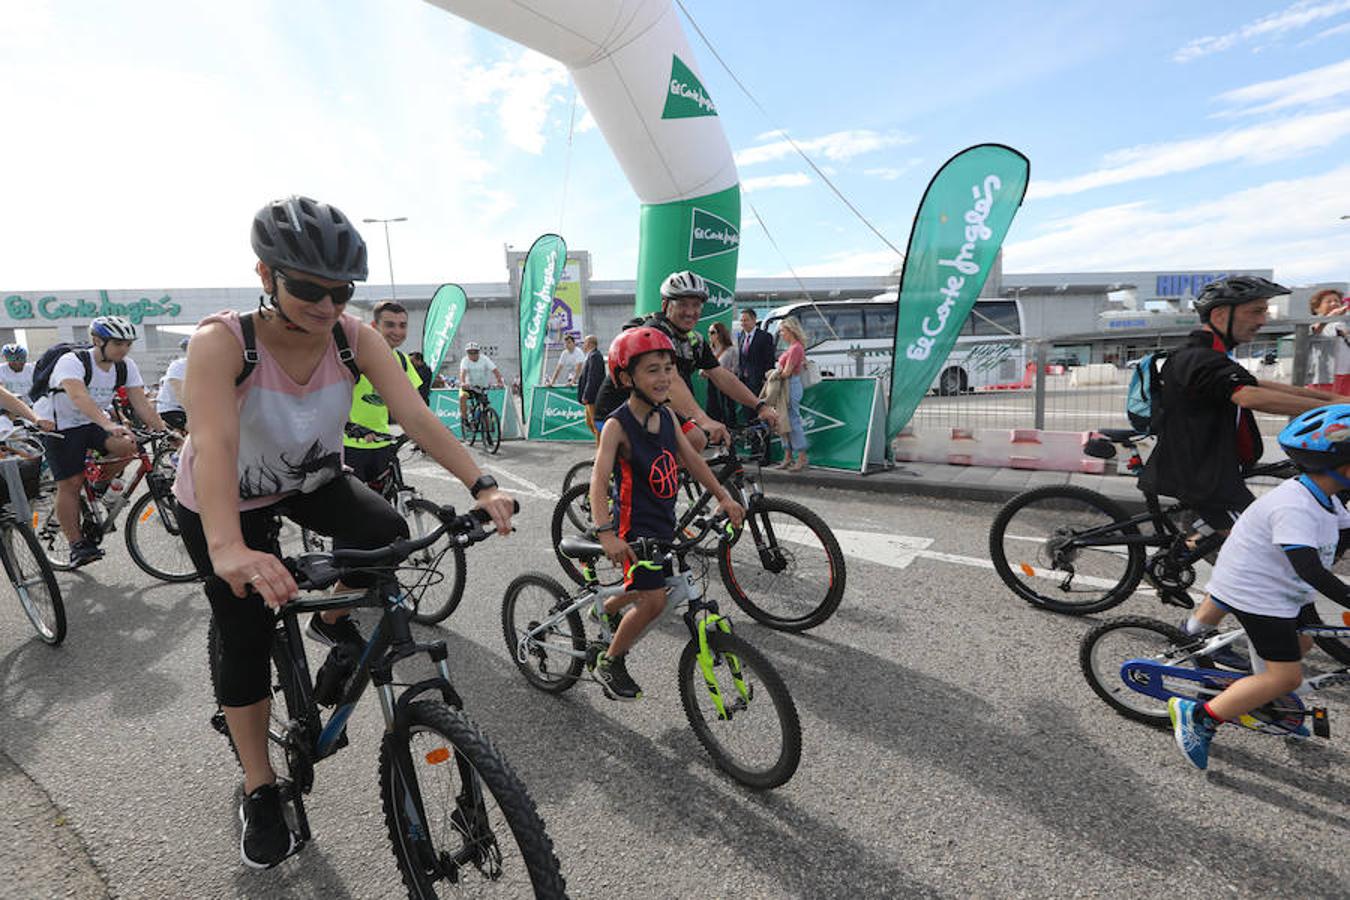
1067,363,1120,387
893,427,1108,474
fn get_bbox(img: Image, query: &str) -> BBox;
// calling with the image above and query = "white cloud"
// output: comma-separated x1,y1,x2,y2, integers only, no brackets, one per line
462,49,571,154
734,129,914,168
1029,107,1350,198
1008,164,1350,283
775,249,903,278
742,173,812,192
1175,0,1350,62
1215,57,1350,115
864,159,923,180
1303,20,1350,42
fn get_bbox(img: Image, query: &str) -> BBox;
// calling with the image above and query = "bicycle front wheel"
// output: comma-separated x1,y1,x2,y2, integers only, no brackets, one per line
989,484,1145,615
2,520,65,645
560,459,592,496
1079,616,1214,726
481,408,502,454
30,490,76,571
717,496,846,631
677,631,801,789
380,701,567,898
125,491,198,582
406,498,467,625
550,482,601,586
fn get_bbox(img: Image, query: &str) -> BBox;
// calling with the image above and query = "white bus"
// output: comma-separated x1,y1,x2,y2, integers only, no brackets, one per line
761,293,1028,395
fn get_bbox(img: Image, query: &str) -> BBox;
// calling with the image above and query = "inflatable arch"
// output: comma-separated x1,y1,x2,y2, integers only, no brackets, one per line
425,0,741,325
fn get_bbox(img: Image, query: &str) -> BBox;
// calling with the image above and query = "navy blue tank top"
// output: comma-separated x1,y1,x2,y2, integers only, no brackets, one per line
610,404,679,541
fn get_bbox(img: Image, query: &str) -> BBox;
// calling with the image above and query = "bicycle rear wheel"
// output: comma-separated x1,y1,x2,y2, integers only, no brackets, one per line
989,485,1145,615
717,496,846,632
380,700,566,898
1080,616,1214,726
677,630,801,789
550,482,601,586
2,519,65,645
125,490,198,582
501,573,585,693
30,489,90,571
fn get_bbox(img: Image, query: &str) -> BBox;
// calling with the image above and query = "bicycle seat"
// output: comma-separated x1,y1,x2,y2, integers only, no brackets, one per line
1096,428,1144,443
558,534,604,560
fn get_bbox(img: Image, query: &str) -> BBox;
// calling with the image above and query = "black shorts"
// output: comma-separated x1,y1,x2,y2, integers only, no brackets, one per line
1216,598,1321,663
623,557,669,592
160,410,187,432
43,423,110,481
344,443,397,487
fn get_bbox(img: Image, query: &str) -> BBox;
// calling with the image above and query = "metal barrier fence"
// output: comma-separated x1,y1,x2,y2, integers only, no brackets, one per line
902,329,1342,443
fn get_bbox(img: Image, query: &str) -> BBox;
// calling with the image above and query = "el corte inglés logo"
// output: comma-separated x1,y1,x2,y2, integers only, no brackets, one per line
689,208,739,261
662,55,717,119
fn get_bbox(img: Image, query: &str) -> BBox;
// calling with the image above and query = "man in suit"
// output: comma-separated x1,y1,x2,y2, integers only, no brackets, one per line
736,308,776,425
575,334,606,442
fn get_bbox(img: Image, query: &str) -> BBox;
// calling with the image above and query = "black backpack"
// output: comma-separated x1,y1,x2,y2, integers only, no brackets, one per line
28,343,127,403
234,312,360,385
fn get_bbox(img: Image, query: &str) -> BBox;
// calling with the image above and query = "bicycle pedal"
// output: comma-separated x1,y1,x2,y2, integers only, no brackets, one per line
1313,707,1330,739
1158,589,1194,610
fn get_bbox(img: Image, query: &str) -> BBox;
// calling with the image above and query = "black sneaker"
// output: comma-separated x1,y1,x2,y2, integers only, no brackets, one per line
587,604,624,635
238,783,296,869
306,613,364,649
595,652,642,701
69,539,105,568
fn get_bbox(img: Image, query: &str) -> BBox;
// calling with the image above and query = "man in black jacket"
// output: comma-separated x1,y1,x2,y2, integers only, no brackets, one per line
575,334,605,441
736,308,776,426
1140,275,1343,644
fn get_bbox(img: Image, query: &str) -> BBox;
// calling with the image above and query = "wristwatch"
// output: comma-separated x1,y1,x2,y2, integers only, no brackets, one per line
469,474,498,498
593,521,616,534
754,400,767,412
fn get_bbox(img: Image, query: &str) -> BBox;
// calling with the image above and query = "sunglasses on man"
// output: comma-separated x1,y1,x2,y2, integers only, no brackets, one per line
277,270,356,305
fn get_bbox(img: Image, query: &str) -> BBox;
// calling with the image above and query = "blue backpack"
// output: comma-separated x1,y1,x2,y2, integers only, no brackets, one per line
1126,351,1167,435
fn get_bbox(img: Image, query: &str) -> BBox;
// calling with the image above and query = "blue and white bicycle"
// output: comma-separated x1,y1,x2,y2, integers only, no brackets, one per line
1081,611,1350,739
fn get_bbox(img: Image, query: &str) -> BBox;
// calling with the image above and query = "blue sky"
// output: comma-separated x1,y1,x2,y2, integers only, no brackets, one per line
4,0,1350,291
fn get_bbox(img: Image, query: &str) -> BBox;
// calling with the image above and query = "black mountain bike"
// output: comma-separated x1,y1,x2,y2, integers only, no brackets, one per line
550,424,846,632
989,428,1301,616
462,387,501,455
208,502,567,897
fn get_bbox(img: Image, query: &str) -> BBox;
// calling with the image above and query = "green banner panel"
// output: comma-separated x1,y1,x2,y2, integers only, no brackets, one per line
519,234,568,425
422,283,467,377
429,387,517,440
769,377,884,473
525,386,595,442
634,184,740,331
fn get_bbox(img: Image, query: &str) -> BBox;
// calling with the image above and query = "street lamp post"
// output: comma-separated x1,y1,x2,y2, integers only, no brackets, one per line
362,216,408,301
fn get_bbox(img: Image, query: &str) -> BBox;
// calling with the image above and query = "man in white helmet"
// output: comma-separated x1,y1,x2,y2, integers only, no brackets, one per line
457,341,504,428
593,270,778,447
43,315,168,565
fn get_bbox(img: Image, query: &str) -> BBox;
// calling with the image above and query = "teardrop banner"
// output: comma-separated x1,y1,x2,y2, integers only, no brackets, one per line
518,233,568,425
887,144,1030,442
422,282,467,378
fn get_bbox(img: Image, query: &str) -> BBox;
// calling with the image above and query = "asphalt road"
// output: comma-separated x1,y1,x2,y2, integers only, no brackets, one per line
1,442,1347,898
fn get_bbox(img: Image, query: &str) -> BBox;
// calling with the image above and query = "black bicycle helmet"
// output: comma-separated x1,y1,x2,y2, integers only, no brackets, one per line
1192,275,1288,322
251,195,368,282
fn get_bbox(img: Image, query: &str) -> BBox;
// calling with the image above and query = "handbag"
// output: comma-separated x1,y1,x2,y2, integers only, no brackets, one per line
799,358,823,390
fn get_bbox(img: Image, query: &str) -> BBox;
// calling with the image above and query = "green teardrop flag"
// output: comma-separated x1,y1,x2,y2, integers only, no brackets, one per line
519,234,568,424
887,144,1030,441
422,283,467,379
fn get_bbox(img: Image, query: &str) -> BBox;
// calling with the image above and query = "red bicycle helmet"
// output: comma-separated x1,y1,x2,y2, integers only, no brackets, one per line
607,326,675,384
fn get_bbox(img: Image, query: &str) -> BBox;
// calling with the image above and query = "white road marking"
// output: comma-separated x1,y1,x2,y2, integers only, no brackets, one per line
405,461,560,502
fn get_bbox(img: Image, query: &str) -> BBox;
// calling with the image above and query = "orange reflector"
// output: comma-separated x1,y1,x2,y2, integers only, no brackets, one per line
139,505,156,523
1343,611,1350,627
31,513,38,529
1019,563,1035,577
425,747,451,765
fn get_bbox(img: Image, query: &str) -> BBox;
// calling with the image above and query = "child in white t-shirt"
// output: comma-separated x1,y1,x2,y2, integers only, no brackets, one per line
1170,404,1350,770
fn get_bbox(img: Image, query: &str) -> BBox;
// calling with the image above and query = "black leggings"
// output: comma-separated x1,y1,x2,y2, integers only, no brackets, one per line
178,474,408,707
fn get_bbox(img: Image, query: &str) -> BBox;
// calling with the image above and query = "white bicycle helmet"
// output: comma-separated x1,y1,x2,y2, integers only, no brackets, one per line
466,341,481,351
90,315,138,342
659,270,708,301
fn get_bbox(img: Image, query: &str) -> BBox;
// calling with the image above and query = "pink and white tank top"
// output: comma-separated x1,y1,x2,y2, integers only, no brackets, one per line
174,310,361,513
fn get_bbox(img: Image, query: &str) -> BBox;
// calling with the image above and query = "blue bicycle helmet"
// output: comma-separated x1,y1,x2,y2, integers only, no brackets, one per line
1279,404,1350,472
1,343,26,362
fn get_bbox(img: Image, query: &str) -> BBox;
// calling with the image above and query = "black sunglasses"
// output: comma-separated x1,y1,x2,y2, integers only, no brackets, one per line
276,270,355,305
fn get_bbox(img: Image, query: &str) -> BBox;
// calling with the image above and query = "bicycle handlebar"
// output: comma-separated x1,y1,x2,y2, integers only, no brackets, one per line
287,500,519,590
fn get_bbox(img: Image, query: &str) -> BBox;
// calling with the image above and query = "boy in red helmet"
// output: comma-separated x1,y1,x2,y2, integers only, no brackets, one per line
588,326,745,700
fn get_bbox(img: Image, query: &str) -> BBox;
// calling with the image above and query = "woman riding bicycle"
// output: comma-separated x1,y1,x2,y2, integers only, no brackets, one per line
174,195,514,871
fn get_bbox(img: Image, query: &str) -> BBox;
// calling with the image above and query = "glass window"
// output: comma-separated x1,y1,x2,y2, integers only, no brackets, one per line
794,309,833,348
825,308,864,339
969,301,1020,336
864,306,896,339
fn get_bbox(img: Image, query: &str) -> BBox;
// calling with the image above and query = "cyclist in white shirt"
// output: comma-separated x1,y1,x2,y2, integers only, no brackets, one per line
156,337,190,432
43,317,168,566
457,341,504,424
546,333,586,386
0,344,34,398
